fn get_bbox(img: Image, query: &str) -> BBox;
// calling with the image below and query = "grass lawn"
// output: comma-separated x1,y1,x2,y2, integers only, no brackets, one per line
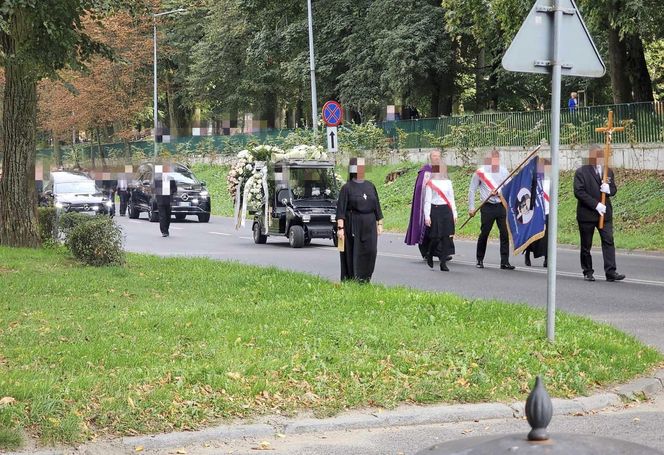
192,163,664,251
0,246,661,448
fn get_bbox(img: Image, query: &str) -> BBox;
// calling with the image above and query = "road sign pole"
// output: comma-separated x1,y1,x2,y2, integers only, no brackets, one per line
546,0,563,342
307,0,318,135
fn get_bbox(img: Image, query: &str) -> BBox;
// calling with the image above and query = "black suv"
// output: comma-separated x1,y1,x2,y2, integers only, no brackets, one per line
43,171,115,216
128,163,211,223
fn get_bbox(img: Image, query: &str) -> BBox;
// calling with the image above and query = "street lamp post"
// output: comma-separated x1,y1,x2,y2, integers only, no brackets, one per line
152,8,187,157
306,0,318,133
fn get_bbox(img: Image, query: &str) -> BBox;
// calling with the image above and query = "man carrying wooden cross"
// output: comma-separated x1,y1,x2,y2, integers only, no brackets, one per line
573,144,625,282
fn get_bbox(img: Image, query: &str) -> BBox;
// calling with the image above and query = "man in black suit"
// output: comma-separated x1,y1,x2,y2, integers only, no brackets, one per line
573,144,625,282
155,165,178,237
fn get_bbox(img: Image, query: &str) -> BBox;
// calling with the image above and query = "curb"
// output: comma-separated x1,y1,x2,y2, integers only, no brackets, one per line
8,369,664,454
118,368,664,451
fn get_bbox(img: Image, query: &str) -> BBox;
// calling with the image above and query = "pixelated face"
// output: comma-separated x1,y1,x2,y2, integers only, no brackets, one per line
349,157,365,179
586,148,604,166
429,151,441,166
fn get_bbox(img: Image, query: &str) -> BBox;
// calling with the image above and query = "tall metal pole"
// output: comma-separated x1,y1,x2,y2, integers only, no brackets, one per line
306,0,318,132
153,17,159,157
546,0,563,342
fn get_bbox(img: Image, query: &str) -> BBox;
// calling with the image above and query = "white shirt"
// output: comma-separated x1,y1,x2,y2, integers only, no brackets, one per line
424,179,457,220
468,165,509,210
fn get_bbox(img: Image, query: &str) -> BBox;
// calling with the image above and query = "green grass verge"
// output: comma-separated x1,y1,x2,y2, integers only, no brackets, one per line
0,246,661,447
193,163,664,251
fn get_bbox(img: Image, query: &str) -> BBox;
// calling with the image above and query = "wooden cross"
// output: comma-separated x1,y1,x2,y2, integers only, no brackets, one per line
594,110,624,229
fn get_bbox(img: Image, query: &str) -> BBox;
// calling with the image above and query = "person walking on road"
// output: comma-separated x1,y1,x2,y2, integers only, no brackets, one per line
468,149,514,270
336,158,384,283
423,162,457,272
573,144,625,282
155,166,177,237
117,172,129,216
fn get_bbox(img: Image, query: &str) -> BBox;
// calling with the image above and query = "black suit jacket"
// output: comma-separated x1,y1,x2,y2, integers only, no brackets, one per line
573,165,618,223
155,178,177,205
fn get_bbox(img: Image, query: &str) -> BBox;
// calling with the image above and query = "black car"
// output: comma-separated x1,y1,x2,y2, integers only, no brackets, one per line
128,163,211,223
43,171,115,216
252,159,338,248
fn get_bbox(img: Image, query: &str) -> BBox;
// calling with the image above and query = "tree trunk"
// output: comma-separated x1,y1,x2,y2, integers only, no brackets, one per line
607,27,633,104
166,75,178,139
0,10,40,247
430,85,441,117
96,127,107,170
625,34,654,102
53,137,62,167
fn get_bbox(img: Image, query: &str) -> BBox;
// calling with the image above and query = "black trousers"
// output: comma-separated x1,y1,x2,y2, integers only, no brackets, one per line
578,221,616,276
158,202,172,235
118,190,129,215
476,203,509,264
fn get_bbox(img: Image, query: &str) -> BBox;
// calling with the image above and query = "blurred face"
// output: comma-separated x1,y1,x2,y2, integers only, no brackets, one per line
483,151,500,172
587,148,604,166
429,151,441,166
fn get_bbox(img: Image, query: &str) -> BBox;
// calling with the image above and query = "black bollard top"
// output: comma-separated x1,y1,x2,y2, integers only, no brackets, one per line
415,376,664,455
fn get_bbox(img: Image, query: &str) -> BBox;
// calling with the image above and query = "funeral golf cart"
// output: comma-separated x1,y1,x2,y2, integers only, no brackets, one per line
251,159,339,248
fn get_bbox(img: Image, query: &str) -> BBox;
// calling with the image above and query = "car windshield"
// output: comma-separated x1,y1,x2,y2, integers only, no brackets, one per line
165,169,199,185
55,181,98,194
288,167,339,200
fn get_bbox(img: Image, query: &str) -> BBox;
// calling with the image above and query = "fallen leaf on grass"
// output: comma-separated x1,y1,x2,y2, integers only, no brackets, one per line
0,396,16,406
134,446,144,452
176,449,187,454
252,441,273,450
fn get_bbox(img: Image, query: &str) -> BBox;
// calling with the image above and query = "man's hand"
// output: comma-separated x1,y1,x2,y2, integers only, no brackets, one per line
454,217,458,225
469,209,476,217
377,224,383,235
337,228,345,240
425,217,432,227
600,182,611,194
595,202,607,215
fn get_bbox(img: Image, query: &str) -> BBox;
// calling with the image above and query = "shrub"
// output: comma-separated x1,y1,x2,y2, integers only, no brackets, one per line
58,212,96,242
37,207,58,246
67,216,124,266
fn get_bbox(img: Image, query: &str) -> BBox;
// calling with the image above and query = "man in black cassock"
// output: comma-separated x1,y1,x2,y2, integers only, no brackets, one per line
336,158,384,283
154,165,178,237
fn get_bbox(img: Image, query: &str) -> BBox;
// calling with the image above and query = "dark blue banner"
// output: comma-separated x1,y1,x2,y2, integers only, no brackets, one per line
500,156,546,255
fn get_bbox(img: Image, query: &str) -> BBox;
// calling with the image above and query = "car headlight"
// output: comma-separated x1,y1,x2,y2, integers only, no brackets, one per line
200,190,209,197
104,201,113,208
55,201,69,209
192,198,199,204
302,214,311,222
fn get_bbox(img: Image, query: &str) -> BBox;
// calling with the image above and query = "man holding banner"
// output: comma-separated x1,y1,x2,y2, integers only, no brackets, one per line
500,156,547,259
468,150,514,269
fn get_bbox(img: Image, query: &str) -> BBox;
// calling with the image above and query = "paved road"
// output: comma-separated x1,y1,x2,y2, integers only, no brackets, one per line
117,214,664,350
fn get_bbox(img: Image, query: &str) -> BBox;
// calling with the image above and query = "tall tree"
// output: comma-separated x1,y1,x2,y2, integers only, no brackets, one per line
0,1,142,247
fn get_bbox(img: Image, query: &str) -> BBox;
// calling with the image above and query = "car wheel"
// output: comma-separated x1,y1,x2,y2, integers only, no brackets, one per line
128,201,140,219
288,225,305,248
175,214,186,221
198,213,210,223
148,201,160,222
253,222,267,244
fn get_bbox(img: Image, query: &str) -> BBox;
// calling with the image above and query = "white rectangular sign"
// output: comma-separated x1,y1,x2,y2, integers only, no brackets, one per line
326,126,338,153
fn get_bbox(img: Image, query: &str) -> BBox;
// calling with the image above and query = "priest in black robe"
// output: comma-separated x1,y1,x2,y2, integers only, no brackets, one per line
336,158,384,283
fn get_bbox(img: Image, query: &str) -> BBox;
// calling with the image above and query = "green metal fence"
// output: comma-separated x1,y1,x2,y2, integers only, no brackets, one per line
381,101,664,149
31,101,664,161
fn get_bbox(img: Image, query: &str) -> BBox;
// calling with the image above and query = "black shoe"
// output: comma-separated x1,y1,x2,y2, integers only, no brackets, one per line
446,256,453,262
162,233,169,237
525,255,531,267
426,256,434,269
440,262,449,272
500,263,515,270
606,273,625,282
476,261,484,269
584,273,595,282
543,259,547,268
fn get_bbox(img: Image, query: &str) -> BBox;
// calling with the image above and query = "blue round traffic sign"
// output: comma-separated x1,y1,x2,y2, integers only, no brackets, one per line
322,100,343,127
